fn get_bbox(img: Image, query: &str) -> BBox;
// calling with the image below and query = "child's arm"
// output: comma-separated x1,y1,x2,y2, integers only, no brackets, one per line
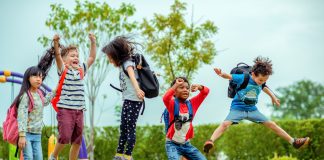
17,94,28,148
190,84,210,111
214,68,232,80
162,78,183,111
263,87,280,107
126,66,145,100
53,34,64,72
86,33,96,69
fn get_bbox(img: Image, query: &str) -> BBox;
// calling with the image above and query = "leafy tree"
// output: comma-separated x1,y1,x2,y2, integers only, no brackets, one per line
38,1,137,159
140,0,217,85
269,80,324,120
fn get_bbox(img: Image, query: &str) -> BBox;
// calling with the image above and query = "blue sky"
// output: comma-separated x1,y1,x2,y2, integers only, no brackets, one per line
1,0,323,127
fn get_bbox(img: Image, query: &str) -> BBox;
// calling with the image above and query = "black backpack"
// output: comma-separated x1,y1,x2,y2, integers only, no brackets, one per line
125,53,159,98
228,62,266,98
110,53,160,98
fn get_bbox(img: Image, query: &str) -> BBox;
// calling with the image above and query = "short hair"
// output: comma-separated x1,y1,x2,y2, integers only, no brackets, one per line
170,76,190,87
252,56,273,76
61,45,78,57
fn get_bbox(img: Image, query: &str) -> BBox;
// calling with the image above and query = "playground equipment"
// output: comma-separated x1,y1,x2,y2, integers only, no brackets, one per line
1,70,88,159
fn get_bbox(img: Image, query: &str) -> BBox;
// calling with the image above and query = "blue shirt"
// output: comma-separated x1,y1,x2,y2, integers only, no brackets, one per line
230,74,262,111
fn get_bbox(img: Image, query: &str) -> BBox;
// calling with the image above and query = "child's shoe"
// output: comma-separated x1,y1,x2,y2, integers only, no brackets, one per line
203,139,214,153
48,154,56,160
113,153,125,160
293,137,310,149
124,155,133,160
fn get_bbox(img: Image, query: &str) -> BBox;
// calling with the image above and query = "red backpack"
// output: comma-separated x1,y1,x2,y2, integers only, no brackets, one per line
2,89,45,145
51,67,83,112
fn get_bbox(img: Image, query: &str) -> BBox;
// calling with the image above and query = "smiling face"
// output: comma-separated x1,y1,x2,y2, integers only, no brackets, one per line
174,81,190,101
63,49,80,69
251,72,269,85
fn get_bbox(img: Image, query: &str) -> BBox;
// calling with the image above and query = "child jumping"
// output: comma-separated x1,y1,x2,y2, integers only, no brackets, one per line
49,33,96,160
203,56,310,153
163,77,209,160
102,36,144,160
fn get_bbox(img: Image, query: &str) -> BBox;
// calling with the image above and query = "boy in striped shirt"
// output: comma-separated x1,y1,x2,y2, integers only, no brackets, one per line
49,33,96,160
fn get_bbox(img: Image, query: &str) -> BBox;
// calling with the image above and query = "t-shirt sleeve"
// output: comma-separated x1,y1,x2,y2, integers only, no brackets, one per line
231,74,244,86
123,60,135,71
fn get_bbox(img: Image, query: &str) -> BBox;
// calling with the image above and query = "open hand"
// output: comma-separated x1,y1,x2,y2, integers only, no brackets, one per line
272,98,280,107
213,68,223,76
136,88,145,100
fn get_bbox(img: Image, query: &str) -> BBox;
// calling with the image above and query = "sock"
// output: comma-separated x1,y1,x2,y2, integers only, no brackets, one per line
115,153,124,157
124,155,132,160
289,138,295,144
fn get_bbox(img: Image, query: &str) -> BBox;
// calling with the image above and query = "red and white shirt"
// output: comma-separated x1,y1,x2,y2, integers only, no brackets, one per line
163,86,209,143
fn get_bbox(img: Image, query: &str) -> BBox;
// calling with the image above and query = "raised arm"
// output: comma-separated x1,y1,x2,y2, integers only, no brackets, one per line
214,68,232,80
263,87,280,107
53,34,64,72
87,33,96,69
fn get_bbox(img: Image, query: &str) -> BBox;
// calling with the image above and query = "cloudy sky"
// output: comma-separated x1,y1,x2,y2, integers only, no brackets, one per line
0,0,323,127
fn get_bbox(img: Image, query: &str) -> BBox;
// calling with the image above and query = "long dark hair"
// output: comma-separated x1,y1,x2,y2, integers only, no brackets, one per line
37,42,58,79
11,66,44,107
12,41,58,107
102,36,138,66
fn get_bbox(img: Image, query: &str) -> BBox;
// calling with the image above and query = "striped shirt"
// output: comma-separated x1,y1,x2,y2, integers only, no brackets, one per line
57,63,87,110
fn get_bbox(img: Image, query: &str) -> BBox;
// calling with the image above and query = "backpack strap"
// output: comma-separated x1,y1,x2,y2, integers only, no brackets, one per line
237,73,249,92
78,67,84,80
51,67,68,112
37,89,45,106
167,98,193,131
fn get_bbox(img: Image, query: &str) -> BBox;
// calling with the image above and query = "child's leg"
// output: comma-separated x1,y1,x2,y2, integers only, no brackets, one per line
124,101,142,156
181,142,206,160
31,134,42,160
69,143,81,160
23,133,33,160
69,110,84,160
52,143,66,158
116,101,129,154
165,141,181,160
210,121,233,142
263,121,293,142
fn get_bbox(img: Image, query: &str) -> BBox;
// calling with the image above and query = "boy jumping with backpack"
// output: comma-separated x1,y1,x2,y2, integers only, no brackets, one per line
203,56,310,153
163,77,209,160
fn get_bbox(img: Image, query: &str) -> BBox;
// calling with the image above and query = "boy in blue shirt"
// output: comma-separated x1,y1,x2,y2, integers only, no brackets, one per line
203,56,309,153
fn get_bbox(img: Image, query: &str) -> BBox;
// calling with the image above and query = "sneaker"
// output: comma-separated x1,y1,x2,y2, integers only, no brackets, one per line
48,154,56,160
203,140,214,153
113,156,125,160
293,137,310,149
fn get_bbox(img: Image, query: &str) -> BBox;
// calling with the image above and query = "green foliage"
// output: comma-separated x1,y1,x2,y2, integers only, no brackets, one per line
270,80,324,120
1,119,323,159
270,153,297,160
140,0,218,85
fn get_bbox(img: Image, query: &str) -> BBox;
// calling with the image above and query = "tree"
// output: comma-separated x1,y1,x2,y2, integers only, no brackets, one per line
269,80,324,120
140,0,217,85
38,1,137,159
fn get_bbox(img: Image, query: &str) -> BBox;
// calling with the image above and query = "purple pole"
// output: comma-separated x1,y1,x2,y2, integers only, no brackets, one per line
79,136,88,159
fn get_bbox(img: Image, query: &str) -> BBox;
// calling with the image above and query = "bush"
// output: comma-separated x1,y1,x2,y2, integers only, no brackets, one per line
0,119,323,159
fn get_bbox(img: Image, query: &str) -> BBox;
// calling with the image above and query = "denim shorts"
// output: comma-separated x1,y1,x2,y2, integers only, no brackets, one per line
225,109,269,123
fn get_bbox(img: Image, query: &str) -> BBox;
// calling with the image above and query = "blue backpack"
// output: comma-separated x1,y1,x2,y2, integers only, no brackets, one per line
161,98,193,133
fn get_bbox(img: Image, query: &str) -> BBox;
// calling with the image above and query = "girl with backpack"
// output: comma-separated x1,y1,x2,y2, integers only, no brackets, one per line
102,36,144,160
14,48,56,159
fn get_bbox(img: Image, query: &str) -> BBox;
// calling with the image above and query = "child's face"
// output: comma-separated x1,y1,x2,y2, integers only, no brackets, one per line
251,72,269,85
29,74,43,90
174,82,190,100
63,50,80,69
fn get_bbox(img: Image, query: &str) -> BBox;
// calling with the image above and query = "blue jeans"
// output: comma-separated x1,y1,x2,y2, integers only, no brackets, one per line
23,133,42,160
165,140,206,160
